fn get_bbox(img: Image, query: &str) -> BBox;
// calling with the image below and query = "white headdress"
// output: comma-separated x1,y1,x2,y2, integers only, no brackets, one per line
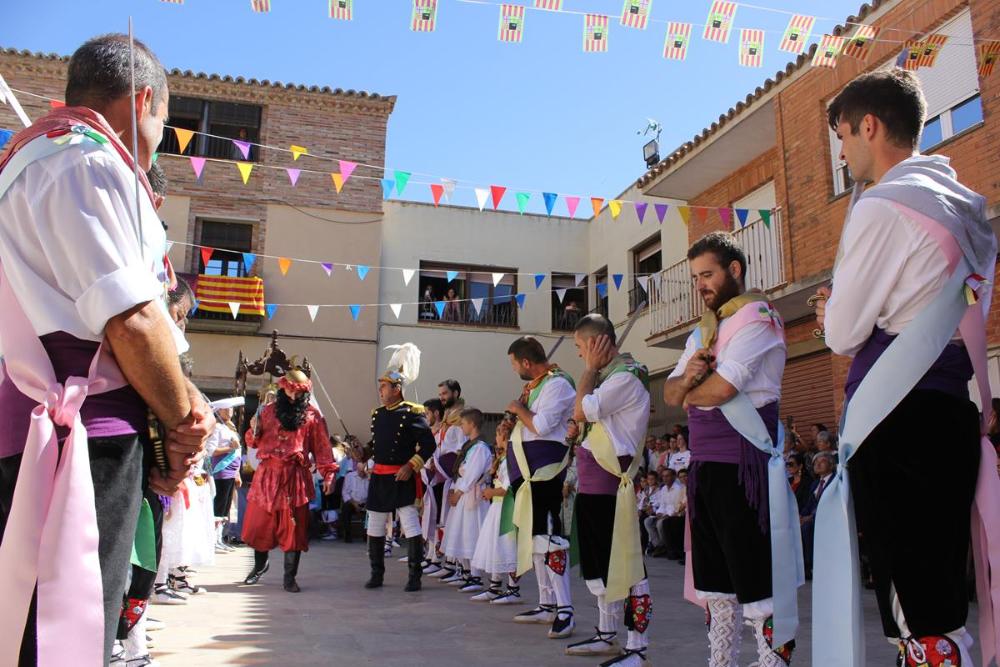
380,343,421,386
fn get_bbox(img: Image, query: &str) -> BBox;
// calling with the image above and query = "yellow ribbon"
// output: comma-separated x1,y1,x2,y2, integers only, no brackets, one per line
699,291,770,350
510,424,571,576
585,423,645,603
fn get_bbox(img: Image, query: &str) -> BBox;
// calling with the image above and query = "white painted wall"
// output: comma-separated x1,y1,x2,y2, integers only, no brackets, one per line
378,201,591,413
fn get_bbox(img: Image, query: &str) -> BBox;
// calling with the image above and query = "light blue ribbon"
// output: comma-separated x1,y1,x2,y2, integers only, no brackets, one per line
812,258,973,667
692,328,804,646
211,449,239,476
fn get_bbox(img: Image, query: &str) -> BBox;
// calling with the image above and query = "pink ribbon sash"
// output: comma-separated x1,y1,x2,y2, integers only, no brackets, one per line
0,263,127,666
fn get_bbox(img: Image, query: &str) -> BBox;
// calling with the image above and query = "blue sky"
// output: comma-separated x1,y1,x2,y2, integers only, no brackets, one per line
1,0,866,213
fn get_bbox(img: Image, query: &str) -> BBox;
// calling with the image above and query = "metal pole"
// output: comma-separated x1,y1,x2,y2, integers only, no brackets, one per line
128,18,144,251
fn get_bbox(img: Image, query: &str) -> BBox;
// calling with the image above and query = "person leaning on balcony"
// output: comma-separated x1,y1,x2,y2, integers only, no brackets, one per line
815,68,995,665
0,34,213,665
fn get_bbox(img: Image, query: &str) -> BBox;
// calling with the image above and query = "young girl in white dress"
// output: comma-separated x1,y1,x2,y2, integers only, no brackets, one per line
440,409,493,593
470,437,521,604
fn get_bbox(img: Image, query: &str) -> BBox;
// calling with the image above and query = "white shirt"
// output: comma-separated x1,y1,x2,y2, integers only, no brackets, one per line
582,371,651,457
669,450,691,472
452,441,493,494
440,422,466,455
524,375,576,443
0,136,187,353
205,422,239,457
825,196,983,357
653,481,686,516
669,311,786,409
342,469,369,505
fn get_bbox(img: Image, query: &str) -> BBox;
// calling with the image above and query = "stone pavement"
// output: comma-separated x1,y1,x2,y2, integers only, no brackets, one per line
149,540,975,666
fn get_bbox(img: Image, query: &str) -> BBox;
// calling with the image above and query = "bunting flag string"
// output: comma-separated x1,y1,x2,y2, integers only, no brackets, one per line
412,0,438,31
739,28,764,67
250,0,270,13
979,41,1000,78
702,1,737,44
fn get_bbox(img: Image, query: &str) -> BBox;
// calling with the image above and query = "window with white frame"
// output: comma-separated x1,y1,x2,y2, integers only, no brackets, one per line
830,8,980,196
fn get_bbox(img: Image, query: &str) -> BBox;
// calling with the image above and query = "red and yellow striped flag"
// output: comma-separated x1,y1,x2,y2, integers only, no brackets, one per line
411,0,437,32
901,39,923,70
620,0,652,31
779,15,814,54
663,22,692,60
702,1,737,44
533,0,562,9
250,0,270,13
583,14,609,52
195,274,266,317
160,0,183,4
498,4,525,43
916,34,948,68
739,28,764,68
329,0,353,20
812,34,846,69
842,25,879,59
979,41,1000,78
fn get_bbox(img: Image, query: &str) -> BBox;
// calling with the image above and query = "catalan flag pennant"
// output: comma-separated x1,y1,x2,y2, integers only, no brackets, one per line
842,24,879,59
916,34,948,68
583,14,609,53
702,1,737,44
160,0,183,4
498,4,525,43
620,0,652,31
739,28,765,68
779,15,814,54
194,275,266,317
663,22,692,60
533,0,562,10
329,0,353,20
411,0,437,32
901,39,924,70
812,34,846,69
979,41,1000,78
250,0,270,13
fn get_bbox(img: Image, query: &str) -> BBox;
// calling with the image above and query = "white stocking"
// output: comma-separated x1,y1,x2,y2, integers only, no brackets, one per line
706,597,742,667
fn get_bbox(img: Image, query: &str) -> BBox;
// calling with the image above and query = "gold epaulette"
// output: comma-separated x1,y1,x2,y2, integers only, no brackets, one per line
402,401,426,414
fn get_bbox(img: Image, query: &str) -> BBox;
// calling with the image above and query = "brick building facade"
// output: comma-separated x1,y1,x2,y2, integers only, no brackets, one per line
640,0,1000,438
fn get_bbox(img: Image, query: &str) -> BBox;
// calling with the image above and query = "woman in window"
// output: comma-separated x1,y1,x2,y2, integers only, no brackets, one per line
443,287,461,322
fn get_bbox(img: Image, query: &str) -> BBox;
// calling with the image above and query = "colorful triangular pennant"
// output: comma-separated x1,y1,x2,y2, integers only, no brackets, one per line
394,170,411,196
381,178,395,199
229,302,241,319
678,206,691,225
349,304,362,321
357,265,370,281
634,202,648,224
654,203,669,224
190,156,206,180
286,168,301,186
491,185,507,210
543,192,558,216
200,247,214,268
307,305,319,322
475,188,490,211
534,273,546,289
402,269,416,285
736,209,750,227
515,293,526,309
236,162,253,184
556,288,568,303
233,140,252,160
492,273,505,287
430,184,444,206
390,303,402,319
278,257,292,275
591,197,604,218
470,298,484,315
718,208,733,228
339,160,357,182
434,301,446,318
597,282,608,298
760,209,772,227
446,270,459,282
516,192,530,215
565,195,581,218
174,127,194,153
290,144,308,160
609,199,622,219
321,262,334,276
331,173,345,193
265,304,278,320
612,274,624,290
242,253,256,273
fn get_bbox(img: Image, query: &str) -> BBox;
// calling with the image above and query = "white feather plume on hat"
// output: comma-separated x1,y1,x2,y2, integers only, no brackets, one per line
380,343,421,386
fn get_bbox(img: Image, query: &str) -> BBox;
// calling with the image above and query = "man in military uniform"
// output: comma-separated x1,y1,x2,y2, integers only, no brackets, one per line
364,343,437,592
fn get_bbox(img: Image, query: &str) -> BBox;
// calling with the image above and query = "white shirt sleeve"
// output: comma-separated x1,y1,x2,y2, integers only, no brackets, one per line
582,371,643,423
714,320,785,393
453,444,492,493
530,378,575,436
825,198,915,357
668,333,697,379
30,147,165,335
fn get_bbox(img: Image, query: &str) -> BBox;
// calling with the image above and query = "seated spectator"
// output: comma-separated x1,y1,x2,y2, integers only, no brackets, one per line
644,468,686,560
669,433,690,472
801,451,836,580
340,448,370,544
638,471,660,552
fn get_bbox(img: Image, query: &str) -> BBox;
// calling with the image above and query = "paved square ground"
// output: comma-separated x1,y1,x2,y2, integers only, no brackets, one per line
148,540,976,666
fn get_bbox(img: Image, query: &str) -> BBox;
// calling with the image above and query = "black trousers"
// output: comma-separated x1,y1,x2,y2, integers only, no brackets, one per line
213,477,236,518
510,476,565,537
849,389,980,638
690,462,772,603
0,434,147,666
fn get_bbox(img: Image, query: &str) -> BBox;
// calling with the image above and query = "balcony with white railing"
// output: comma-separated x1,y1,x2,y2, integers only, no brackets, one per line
647,207,786,347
